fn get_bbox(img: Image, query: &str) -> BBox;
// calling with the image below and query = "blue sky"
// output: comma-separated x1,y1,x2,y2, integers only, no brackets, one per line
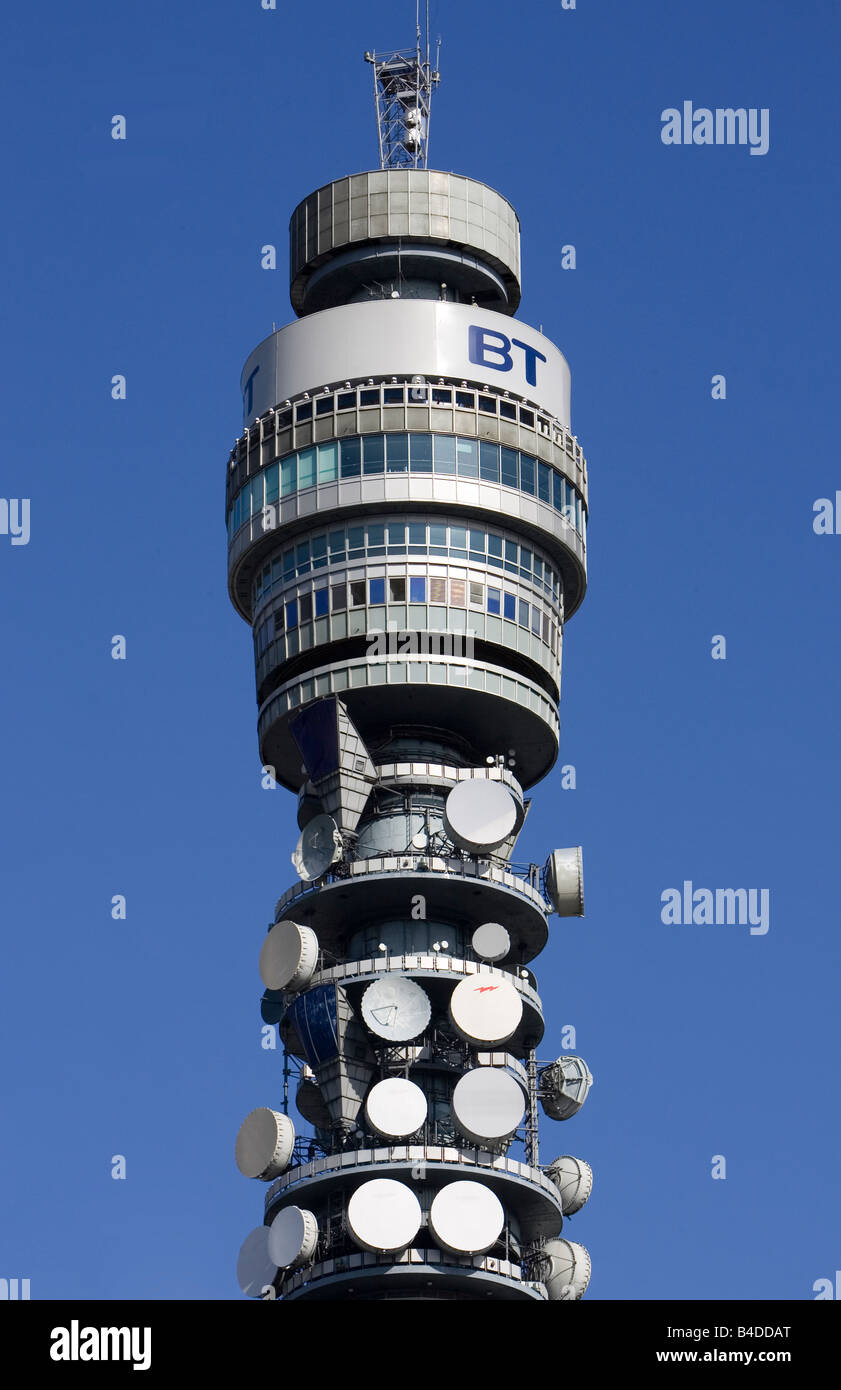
1,0,839,1301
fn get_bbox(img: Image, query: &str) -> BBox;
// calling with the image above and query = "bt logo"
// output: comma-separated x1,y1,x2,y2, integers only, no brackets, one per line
468,326,547,386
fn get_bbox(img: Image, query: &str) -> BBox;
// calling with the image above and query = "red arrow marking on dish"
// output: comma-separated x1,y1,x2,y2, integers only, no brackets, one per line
475,985,501,994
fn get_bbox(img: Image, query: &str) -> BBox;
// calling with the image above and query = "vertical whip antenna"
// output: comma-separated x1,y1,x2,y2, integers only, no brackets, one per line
364,1,441,169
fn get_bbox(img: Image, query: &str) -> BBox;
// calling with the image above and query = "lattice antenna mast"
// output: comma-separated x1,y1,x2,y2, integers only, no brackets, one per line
364,1,441,170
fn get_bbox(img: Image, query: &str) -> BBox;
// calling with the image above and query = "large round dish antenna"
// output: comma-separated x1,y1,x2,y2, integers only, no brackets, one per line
236,1226,278,1298
544,847,584,916
267,1206,319,1269
347,1179,423,1253
365,1077,428,1138
540,1238,592,1300
235,1108,295,1181
291,813,342,881
429,1181,505,1255
444,779,517,853
259,920,319,993
452,1066,525,1145
361,975,431,1042
545,1155,594,1214
296,1068,331,1130
540,1055,593,1120
471,922,511,963
449,975,523,1045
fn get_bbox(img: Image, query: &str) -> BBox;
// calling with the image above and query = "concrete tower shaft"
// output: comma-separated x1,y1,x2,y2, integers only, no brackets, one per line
231,159,594,1303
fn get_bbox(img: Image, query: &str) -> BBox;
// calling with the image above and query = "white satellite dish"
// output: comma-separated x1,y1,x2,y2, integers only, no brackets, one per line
347,1179,423,1253
471,922,511,963
429,1181,505,1255
540,1055,593,1121
444,779,517,853
236,1225,278,1298
541,1238,591,1301
235,1107,295,1181
365,1077,428,1139
267,1206,319,1269
452,1067,526,1145
544,847,584,916
545,1156,594,1215
291,813,342,881
361,976,431,1042
259,920,319,993
449,975,523,1045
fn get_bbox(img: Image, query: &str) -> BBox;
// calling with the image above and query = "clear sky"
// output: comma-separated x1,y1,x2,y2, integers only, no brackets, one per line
1,0,839,1302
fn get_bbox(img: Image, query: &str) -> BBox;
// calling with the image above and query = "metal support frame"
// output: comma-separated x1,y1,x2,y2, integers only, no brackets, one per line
365,4,440,170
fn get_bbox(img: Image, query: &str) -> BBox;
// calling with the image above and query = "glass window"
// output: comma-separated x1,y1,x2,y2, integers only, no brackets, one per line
499,400,517,420
429,523,447,550
487,586,501,615
487,534,503,566
317,442,338,482
389,577,406,602
455,390,474,409
531,605,541,634
456,438,479,477
469,528,485,555
383,387,404,404
538,462,551,503
368,526,385,556
501,447,518,489
469,581,484,606
542,613,551,643
449,525,466,550
295,401,312,422
410,576,427,602
433,435,456,474
340,438,361,477
533,555,543,582
337,391,356,410
503,593,516,621
311,535,327,568
315,395,333,416
281,455,297,497
369,578,386,604
350,581,366,607
479,441,500,482
298,447,316,490
478,395,497,414
296,541,310,575
409,434,432,472
520,547,532,576
562,480,575,525
505,540,518,572
266,463,279,504
386,434,408,472
363,435,385,474
285,599,298,629
348,525,364,557
552,470,564,512
282,548,295,578
520,453,535,494
450,579,466,606
274,605,284,632
315,588,329,617
328,529,346,558
387,522,406,545
519,407,534,427
430,577,447,603
360,388,379,406
408,522,426,551
519,599,529,628
432,387,452,404
272,558,283,584
300,593,313,623
331,583,346,611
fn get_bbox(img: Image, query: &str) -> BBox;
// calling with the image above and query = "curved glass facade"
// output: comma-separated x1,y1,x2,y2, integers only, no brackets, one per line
227,432,587,545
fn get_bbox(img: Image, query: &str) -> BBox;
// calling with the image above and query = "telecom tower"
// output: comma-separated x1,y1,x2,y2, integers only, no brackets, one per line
231,21,594,1302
